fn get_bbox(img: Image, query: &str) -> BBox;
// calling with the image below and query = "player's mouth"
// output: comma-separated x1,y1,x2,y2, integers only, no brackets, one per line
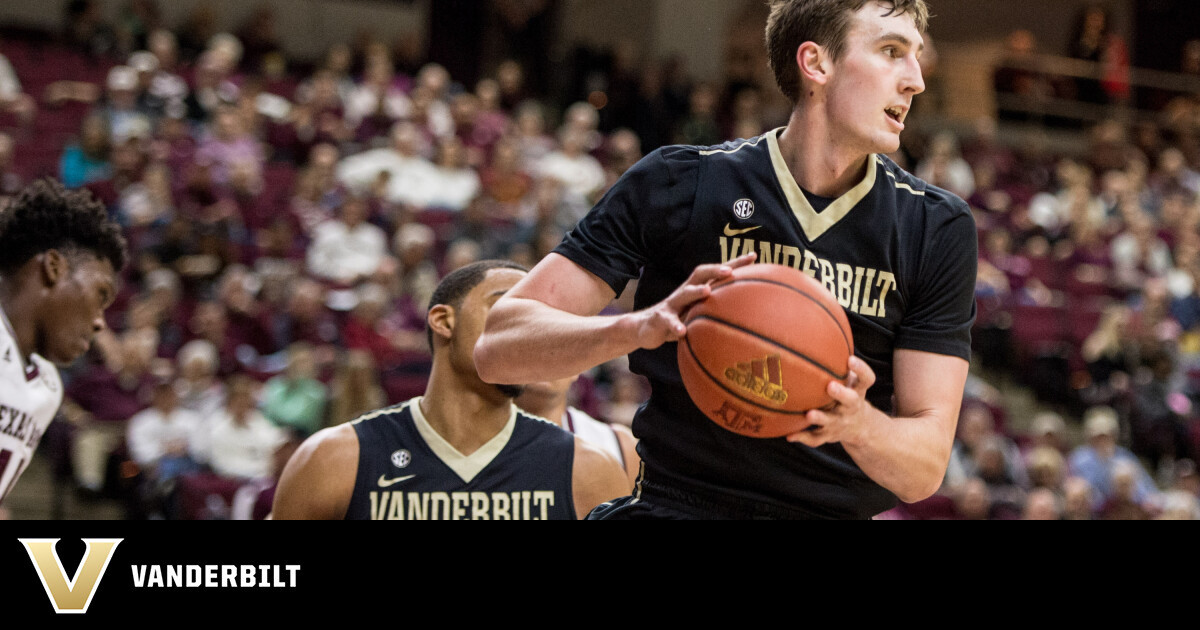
885,105,907,130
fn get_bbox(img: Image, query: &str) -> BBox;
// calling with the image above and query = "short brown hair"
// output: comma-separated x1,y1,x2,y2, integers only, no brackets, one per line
766,0,930,103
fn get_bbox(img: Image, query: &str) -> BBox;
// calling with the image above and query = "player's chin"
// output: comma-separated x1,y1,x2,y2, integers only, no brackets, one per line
873,134,902,155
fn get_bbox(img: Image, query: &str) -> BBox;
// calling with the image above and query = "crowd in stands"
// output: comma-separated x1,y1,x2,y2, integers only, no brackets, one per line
0,0,1198,520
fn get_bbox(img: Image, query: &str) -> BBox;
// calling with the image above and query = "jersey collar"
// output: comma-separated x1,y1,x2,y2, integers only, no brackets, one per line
765,128,877,242
410,396,518,484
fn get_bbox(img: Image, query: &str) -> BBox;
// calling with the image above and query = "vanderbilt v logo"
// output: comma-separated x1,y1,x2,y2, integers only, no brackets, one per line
19,538,122,614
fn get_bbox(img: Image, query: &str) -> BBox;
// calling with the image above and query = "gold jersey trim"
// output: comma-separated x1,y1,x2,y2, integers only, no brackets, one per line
765,128,876,242
409,396,518,484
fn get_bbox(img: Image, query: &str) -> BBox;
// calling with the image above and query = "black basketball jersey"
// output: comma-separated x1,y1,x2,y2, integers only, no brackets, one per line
345,398,577,520
554,128,977,519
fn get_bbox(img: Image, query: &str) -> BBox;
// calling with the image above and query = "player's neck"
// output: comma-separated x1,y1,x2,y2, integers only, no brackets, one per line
420,370,514,456
519,397,567,428
778,109,871,198
0,276,37,363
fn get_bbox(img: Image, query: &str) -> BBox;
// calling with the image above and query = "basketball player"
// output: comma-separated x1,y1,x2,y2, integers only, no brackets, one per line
272,260,629,520
475,0,976,519
515,376,641,488
0,179,128,506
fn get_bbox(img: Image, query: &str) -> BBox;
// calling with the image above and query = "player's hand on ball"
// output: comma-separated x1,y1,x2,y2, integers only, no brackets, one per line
633,253,756,350
786,356,876,447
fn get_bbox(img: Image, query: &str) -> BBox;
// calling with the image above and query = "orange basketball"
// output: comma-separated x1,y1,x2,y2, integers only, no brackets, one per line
677,263,854,438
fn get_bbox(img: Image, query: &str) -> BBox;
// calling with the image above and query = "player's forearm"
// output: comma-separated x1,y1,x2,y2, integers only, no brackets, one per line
842,408,955,504
475,296,640,384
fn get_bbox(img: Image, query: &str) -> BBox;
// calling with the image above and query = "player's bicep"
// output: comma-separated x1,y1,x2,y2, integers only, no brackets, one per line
503,253,618,317
892,349,968,445
272,425,359,520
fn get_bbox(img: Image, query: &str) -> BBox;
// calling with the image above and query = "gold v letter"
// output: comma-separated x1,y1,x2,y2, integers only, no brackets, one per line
20,538,122,614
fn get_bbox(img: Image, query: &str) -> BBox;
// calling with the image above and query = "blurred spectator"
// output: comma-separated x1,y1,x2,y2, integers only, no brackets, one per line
1128,346,1191,474
992,30,1061,123
1062,475,1097,520
326,349,387,426
1066,3,1130,106
480,137,534,219
1025,411,1071,456
1068,405,1161,512
306,196,389,287
271,276,339,352
1156,489,1200,520
949,476,1017,520
63,329,160,494
174,339,226,419
1022,487,1062,520
64,0,118,59
945,403,1028,491
60,114,114,188
391,223,440,315
260,342,328,437
342,282,414,373
194,104,265,187
0,132,22,204
98,65,153,145
0,39,36,126
536,127,605,227
193,374,285,481
126,379,203,511
116,0,164,58
674,82,721,146
1098,458,1154,519
420,136,481,212
915,130,975,199
1025,444,1068,491
336,121,436,207
344,56,412,138
510,99,556,169
184,50,240,123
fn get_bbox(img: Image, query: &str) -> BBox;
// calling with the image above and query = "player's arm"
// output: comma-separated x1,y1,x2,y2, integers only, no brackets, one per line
475,252,756,385
610,423,642,490
571,437,631,519
790,350,967,503
271,424,359,520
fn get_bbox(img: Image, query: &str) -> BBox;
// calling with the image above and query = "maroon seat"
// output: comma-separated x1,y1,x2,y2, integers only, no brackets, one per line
1011,303,1066,355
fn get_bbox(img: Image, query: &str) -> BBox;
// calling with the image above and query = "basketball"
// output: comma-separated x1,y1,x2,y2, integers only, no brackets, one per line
677,263,854,438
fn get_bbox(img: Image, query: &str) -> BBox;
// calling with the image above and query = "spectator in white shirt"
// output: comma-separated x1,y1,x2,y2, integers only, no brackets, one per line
419,136,481,212
126,380,204,490
336,121,437,207
193,375,286,481
536,127,606,227
306,195,389,286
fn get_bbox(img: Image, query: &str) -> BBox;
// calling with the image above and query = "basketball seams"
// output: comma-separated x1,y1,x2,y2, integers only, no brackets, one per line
686,314,849,381
704,277,853,356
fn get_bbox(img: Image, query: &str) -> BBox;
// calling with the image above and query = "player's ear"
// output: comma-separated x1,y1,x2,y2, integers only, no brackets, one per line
797,41,830,88
40,249,69,287
427,304,455,344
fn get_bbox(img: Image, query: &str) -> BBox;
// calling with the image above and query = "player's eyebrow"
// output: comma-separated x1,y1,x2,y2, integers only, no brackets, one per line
877,33,924,54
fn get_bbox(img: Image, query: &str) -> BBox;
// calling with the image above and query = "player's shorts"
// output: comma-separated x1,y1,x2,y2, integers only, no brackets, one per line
585,477,830,520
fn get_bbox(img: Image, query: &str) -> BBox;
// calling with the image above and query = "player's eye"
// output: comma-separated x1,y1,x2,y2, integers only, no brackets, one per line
883,46,899,58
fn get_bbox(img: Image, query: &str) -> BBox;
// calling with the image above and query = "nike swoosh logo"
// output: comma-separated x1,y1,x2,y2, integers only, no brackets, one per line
723,224,763,237
377,474,416,488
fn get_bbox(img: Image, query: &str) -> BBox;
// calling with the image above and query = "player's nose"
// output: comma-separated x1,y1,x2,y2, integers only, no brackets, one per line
901,55,925,95
92,313,107,333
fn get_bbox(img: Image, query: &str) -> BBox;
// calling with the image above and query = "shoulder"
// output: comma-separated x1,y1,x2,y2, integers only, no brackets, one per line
878,155,973,222
514,409,573,442
272,423,360,520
